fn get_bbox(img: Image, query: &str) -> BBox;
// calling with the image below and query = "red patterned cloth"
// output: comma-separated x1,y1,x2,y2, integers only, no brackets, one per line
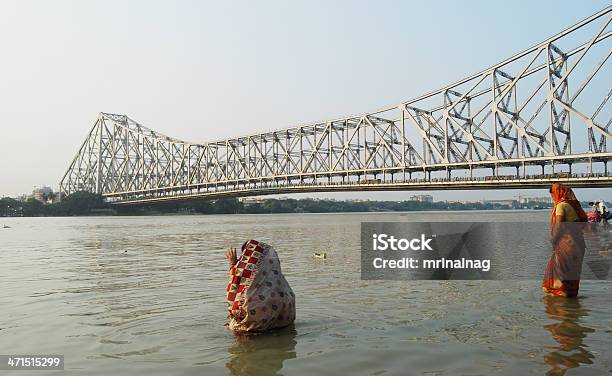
226,240,295,332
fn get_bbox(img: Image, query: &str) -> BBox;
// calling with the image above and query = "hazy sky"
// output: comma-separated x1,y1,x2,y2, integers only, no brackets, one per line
0,0,609,201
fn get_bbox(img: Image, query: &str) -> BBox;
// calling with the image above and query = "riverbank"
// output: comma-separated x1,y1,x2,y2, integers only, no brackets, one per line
1,192,556,217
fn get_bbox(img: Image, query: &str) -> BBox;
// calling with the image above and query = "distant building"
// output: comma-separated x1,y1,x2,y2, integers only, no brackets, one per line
517,195,552,204
15,194,28,202
51,192,63,204
32,186,53,203
238,197,266,206
483,199,516,207
410,194,434,203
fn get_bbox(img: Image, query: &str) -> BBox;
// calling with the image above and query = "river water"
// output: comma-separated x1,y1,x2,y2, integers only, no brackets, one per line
1,211,610,375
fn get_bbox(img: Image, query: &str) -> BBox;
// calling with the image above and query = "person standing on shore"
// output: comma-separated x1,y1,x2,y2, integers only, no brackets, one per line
225,240,296,332
587,201,602,223
597,200,610,223
542,183,588,298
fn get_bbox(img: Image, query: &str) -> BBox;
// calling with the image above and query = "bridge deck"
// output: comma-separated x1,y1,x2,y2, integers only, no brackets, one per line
108,173,612,205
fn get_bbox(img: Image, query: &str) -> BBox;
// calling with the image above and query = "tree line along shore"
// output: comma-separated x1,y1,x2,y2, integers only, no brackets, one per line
0,191,555,217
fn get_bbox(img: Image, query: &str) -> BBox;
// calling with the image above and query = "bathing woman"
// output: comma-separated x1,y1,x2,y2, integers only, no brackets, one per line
542,183,588,298
225,240,295,332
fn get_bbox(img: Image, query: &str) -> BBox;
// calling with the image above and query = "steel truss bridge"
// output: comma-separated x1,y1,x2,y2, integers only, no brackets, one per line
60,8,612,205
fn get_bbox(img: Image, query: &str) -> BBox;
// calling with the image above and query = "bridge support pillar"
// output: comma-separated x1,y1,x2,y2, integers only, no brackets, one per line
551,160,555,174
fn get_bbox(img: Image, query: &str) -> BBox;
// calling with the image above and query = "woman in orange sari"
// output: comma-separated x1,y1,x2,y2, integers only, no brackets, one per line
542,183,588,297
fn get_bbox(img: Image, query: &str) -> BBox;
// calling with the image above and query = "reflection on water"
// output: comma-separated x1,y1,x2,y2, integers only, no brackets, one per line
226,327,297,376
542,296,595,376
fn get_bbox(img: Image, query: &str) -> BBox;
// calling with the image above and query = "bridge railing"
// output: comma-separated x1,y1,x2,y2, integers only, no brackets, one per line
104,171,612,204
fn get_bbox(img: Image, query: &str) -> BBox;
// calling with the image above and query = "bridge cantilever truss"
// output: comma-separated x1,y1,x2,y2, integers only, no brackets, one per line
60,7,612,204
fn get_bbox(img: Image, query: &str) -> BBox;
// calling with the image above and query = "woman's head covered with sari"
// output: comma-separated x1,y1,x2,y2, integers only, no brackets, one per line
226,239,295,333
549,183,588,224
